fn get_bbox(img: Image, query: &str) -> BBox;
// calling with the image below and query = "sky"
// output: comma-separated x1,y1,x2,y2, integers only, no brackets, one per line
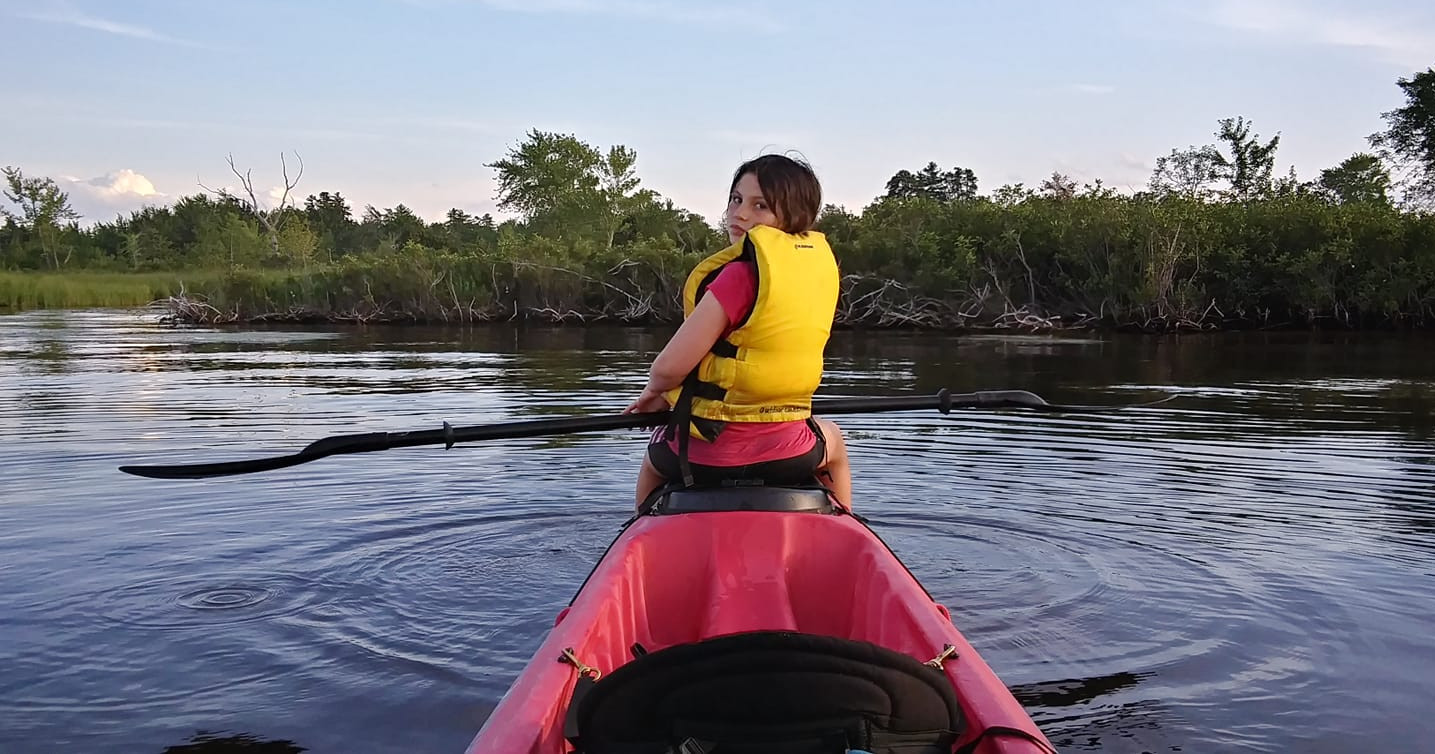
2,0,1432,226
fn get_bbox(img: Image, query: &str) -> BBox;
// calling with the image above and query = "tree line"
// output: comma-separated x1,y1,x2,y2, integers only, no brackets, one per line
3,68,1434,330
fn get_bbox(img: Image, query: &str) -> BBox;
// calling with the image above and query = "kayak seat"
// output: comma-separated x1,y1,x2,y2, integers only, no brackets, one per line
650,482,834,515
568,629,965,754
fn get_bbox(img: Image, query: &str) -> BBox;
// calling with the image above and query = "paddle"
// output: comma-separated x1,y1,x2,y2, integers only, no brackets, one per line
117,388,1172,480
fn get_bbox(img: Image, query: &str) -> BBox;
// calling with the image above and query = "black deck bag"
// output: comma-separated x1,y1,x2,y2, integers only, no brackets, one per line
567,630,966,754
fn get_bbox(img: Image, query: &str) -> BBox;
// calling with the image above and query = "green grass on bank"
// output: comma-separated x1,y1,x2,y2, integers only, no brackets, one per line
0,270,235,311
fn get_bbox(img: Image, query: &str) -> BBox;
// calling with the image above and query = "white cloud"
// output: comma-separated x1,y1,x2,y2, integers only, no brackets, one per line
266,185,303,207
86,169,162,199
1205,0,1435,69
15,4,208,47
59,169,169,222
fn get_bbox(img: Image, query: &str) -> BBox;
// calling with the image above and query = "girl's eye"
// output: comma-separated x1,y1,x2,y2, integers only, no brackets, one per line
728,195,741,205
755,202,768,211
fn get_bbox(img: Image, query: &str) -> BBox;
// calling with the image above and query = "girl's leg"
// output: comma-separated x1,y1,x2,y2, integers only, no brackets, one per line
635,454,667,510
812,418,852,508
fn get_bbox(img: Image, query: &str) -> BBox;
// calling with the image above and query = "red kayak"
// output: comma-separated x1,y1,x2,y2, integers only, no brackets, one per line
465,483,1056,754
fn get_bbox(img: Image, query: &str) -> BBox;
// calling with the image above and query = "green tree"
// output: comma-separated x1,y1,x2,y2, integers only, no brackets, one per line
361,204,427,250
439,208,475,248
115,205,172,268
1149,145,1225,199
1149,117,1279,201
276,214,319,268
1214,116,1281,200
199,152,303,258
2,166,82,269
199,214,265,267
123,225,175,269
304,191,359,259
486,130,658,247
814,204,860,247
618,197,722,255
1038,171,1078,200
0,216,23,268
434,208,499,252
598,145,654,250
486,129,604,235
990,182,1034,207
85,219,129,268
884,162,978,202
1370,67,1435,208
169,194,251,263
1318,153,1391,205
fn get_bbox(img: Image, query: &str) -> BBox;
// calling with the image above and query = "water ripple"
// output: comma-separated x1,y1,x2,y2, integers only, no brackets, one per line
94,571,343,630
2,310,1433,754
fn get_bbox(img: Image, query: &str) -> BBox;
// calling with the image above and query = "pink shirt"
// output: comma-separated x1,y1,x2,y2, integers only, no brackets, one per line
659,262,818,465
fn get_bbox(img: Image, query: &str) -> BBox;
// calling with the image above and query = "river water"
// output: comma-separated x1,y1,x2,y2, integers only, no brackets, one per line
1,308,1432,753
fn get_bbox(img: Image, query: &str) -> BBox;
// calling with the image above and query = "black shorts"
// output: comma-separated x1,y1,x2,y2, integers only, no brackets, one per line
648,418,827,486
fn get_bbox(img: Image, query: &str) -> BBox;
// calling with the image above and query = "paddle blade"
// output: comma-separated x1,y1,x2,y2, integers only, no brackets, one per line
119,453,319,479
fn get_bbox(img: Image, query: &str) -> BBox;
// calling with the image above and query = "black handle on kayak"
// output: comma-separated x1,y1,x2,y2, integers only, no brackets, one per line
117,388,1173,480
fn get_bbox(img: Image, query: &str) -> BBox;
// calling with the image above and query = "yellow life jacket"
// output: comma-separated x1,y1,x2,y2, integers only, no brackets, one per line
664,224,840,435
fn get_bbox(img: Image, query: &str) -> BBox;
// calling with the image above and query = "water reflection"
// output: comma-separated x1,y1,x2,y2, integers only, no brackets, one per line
1010,670,1151,708
161,731,305,753
10,316,1434,444
2,309,1433,754
1036,699,1182,754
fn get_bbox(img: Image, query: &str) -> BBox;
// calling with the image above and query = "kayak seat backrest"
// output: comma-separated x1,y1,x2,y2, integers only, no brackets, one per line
654,483,834,515
570,629,965,754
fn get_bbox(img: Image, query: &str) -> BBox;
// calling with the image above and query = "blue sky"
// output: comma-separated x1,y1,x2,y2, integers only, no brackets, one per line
3,0,1432,226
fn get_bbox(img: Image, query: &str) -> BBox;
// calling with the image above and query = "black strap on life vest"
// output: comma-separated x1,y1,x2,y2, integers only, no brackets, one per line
669,365,738,488
671,371,699,489
667,236,761,488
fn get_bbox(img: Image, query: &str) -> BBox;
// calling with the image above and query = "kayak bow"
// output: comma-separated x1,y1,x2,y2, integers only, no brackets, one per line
465,484,1056,754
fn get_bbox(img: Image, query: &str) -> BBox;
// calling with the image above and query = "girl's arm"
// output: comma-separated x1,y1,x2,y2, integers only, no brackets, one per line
622,293,730,414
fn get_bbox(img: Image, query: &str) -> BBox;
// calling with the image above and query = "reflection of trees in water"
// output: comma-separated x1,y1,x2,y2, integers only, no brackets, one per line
1010,671,1181,753
161,731,305,753
830,329,1435,569
9,322,75,378
1009,669,1150,708
825,330,1435,442
1035,698,1183,753
136,323,660,395
128,322,1435,478
118,321,1435,455
1383,499,1435,544
124,324,1435,471
1378,382,1435,443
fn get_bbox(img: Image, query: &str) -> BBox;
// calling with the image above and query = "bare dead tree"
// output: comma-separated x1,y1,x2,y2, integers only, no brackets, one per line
199,151,304,258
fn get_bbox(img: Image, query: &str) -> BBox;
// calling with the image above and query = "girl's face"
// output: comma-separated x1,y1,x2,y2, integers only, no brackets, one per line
724,172,779,243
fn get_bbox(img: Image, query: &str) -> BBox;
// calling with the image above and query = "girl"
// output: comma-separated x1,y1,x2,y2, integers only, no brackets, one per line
622,154,852,510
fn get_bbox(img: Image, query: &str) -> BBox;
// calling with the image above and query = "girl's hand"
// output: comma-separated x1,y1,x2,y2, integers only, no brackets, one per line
624,292,729,415
623,386,670,415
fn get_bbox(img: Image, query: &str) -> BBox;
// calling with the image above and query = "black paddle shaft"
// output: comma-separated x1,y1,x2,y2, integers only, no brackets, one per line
118,389,1169,480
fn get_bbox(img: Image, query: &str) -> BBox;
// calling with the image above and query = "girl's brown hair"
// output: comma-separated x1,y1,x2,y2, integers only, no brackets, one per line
730,154,822,234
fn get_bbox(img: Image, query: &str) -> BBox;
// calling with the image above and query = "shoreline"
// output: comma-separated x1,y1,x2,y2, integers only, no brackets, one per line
3,269,1432,334
149,294,1435,334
